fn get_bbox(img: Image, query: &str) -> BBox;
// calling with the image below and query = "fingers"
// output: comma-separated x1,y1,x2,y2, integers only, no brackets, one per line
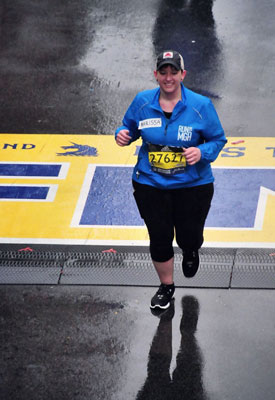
183,147,201,165
116,130,131,146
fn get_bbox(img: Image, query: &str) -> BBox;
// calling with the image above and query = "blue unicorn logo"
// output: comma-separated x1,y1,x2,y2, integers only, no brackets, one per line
57,142,98,157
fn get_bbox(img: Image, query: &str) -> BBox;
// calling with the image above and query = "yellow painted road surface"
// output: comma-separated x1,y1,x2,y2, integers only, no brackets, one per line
0,134,274,248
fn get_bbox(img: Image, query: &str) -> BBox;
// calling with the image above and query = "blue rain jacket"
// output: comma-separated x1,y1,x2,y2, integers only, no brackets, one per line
115,84,227,189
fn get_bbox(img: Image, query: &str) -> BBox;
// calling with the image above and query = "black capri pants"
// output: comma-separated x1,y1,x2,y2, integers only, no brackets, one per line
133,180,214,262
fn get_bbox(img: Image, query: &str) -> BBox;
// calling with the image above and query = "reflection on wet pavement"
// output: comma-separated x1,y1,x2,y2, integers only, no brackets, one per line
137,296,207,399
1,285,275,399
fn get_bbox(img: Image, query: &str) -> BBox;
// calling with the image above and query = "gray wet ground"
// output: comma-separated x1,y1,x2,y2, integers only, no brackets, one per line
0,0,275,136
1,285,275,400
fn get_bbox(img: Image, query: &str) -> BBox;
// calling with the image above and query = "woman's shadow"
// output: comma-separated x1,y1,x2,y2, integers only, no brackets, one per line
136,296,208,400
153,0,222,99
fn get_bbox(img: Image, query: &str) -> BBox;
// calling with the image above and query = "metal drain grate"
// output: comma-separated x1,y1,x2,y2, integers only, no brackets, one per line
0,260,62,284
0,247,274,288
60,249,234,288
61,259,157,286
231,248,275,288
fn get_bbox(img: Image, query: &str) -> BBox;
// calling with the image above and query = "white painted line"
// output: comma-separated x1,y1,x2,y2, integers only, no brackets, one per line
70,164,96,227
254,186,275,230
0,238,274,249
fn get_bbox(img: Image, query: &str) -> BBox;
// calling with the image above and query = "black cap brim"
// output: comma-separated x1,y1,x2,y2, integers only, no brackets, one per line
156,60,181,71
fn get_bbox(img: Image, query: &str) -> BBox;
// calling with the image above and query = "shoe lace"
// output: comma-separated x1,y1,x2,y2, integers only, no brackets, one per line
157,285,173,298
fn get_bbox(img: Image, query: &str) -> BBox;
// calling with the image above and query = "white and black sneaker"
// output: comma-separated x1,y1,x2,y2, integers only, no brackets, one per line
150,283,175,309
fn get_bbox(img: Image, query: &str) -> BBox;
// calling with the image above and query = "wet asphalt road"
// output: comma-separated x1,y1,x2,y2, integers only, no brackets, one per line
0,0,275,136
1,285,275,400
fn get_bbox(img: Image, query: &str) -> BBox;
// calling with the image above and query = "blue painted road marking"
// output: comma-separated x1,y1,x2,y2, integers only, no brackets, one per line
208,168,275,228
0,163,62,177
79,166,137,226
0,162,69,202
0,184,58,201
0,185,49,199
78,166,275,229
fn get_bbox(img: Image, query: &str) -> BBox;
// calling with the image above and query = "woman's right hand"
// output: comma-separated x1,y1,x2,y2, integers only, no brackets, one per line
116,129,131,146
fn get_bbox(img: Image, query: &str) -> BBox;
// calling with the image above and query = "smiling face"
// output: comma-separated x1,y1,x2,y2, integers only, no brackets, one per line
154,64,186,97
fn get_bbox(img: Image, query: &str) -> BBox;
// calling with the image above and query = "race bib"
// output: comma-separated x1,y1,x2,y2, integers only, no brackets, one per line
148,143,186,175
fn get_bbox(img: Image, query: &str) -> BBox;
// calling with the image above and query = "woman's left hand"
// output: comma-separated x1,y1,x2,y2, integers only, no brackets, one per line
183,147,201,165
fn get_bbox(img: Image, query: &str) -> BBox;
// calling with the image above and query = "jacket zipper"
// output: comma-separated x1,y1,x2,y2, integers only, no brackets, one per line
164,113,171,136
164,121,168,136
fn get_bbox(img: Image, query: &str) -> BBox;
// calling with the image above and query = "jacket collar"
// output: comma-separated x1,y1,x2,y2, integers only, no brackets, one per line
151,83,187,117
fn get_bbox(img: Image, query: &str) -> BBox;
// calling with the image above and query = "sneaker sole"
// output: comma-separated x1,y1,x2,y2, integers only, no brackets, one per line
150,301,171,310
182,266,199,278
